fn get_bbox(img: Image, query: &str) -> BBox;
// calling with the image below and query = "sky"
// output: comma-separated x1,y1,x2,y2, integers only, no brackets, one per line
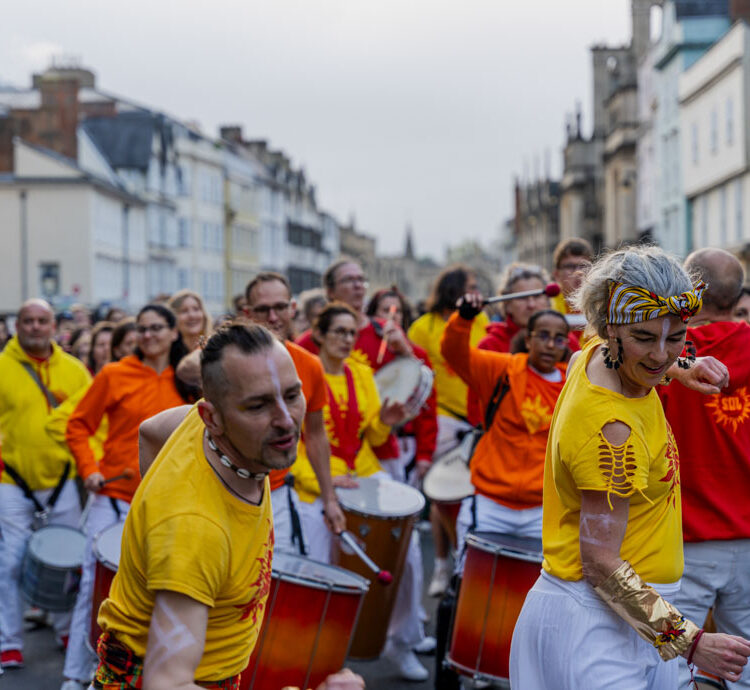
2,1,632,259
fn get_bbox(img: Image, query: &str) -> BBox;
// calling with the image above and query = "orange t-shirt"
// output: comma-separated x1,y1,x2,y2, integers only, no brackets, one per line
441,312,566,509
66,356,185,502
269,341,327,491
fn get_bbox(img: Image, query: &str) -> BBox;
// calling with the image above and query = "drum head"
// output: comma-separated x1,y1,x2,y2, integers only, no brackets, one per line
467,532,543,563
336,475,425,518
93,522,124,570
273,550,369,593
374,359,422,406
28,526,86,568
423,446,474,503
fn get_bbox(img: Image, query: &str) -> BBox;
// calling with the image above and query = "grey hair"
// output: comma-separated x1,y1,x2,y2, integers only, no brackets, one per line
573,246,697,339
499,262,549,295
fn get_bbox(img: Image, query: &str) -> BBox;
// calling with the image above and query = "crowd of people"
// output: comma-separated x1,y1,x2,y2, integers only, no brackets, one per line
0,236,749,689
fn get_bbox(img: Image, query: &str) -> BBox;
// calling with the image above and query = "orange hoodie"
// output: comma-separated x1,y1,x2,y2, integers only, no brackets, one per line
441,312,566,509
66,355,185,502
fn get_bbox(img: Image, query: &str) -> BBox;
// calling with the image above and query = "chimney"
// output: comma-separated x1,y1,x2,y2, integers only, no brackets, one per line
220,125,243,143
38,77,80,160
730,0,750,22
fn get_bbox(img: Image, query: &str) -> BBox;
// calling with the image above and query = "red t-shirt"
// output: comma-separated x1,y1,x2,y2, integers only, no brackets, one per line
659,321,750,542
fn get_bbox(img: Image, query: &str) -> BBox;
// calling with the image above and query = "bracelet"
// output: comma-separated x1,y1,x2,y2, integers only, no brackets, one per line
687,628,704,667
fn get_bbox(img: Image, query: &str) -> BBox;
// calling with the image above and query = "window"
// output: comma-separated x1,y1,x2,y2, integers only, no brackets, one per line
710,108,718,155
701,195,708,247
720,185,727,245
691,123,699,165
736,178,743,242
726,97,734,146
178,218,191,248
177,268,191,290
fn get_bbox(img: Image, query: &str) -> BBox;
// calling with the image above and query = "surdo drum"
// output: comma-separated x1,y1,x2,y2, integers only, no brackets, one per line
447,532,543,683
21,525,86,611
89,521,124,651
240,551,369,690
373,358,434,422
333,475,425,659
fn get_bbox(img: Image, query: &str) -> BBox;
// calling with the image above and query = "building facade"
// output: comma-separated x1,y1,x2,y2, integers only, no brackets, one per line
680,20,750,261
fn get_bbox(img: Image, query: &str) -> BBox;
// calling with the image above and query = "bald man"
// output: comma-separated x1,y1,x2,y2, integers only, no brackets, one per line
659,249,750,688
0,299,91,669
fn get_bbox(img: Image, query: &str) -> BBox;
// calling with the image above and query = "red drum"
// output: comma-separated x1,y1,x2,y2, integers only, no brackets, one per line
241,551,369,690
89,522,123,652
447,532,542,683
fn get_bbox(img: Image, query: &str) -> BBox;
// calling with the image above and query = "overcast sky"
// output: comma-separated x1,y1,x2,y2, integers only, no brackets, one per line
2,1,631,259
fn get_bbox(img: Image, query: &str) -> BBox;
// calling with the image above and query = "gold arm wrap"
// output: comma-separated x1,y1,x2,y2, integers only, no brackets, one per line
594,561,700,661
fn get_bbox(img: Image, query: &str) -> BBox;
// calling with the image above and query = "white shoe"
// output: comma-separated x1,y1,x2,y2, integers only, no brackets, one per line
60,681,86,690
427,564,451,597
413,635,436,655
383,642,430,682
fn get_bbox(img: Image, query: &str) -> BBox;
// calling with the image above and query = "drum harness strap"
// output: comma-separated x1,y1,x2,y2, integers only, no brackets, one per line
468,375,510,533
3,461,71,530
284,473,307,556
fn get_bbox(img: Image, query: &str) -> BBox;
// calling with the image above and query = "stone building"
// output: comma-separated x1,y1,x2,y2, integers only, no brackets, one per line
514,177,561,271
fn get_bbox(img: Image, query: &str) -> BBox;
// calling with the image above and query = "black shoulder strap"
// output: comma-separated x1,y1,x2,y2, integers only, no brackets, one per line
484,377,510,431
3,461,70,512
19,361,59,409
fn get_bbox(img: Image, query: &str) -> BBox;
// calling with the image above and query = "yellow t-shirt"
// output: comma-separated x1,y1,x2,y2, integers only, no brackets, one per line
408,311,488,420
98,407,273,681
542,338,683,584
293,359,389,502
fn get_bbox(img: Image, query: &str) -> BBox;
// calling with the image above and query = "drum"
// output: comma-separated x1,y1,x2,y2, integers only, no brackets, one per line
333,476,425,659
241,552,369,690
447,532,542,683
20,525,86,611
89,522,124,651
423,434,474,548
374,358,433,422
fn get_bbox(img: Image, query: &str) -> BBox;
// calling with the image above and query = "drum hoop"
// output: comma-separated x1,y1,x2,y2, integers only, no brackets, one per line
92,523,124,571
26,525,86,569
444,653,507,683
465,533,543,564
272,568,370,594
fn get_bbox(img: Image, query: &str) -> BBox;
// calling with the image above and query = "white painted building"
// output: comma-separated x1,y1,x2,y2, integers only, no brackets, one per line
0,138,147,313
679,20,749,254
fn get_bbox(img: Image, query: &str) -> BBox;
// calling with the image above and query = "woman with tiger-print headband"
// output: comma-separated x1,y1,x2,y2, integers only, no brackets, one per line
510,246,750,689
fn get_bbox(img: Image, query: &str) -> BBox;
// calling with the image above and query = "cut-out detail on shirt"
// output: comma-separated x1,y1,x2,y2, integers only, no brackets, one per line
597,432,639,509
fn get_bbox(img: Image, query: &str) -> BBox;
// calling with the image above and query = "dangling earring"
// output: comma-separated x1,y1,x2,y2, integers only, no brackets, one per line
677,340,697,370
602,337,624,370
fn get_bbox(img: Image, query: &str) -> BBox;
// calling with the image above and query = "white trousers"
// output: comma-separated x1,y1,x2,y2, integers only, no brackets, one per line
674,539,750,689
455,494,543,573
271,484,308,555
297,471,426,650
0,480,81,651
435,414,472,459
62,494,130,683
510,571,680,690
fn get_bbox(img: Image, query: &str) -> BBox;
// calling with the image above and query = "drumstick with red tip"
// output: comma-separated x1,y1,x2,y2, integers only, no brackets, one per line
483,282,561,305
375,304,398,366
338,530,393,585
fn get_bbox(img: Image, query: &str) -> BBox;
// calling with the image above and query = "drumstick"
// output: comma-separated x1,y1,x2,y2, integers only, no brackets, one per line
375,304,397,366
78,468,136,529
338,530,393,585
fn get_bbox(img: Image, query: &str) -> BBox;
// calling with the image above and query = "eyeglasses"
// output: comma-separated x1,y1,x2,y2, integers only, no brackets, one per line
531,331,568,348
250,302,291,317
136,323,167,335
559,262,592,273
329,327,357,340
336,275,369,288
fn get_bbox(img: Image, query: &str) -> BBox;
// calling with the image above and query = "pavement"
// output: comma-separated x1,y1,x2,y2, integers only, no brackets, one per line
0,525,444,690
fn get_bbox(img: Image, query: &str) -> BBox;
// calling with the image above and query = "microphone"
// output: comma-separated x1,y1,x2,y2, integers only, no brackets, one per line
483,282,561,306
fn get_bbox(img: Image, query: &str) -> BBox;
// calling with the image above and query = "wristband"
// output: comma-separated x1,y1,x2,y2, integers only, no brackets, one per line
594,561,700,661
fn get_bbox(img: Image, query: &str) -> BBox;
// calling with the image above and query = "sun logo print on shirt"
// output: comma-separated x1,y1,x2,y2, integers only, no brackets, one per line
705,387,750,433
235,522,274,626
659,423,680,509
520,394,553,434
